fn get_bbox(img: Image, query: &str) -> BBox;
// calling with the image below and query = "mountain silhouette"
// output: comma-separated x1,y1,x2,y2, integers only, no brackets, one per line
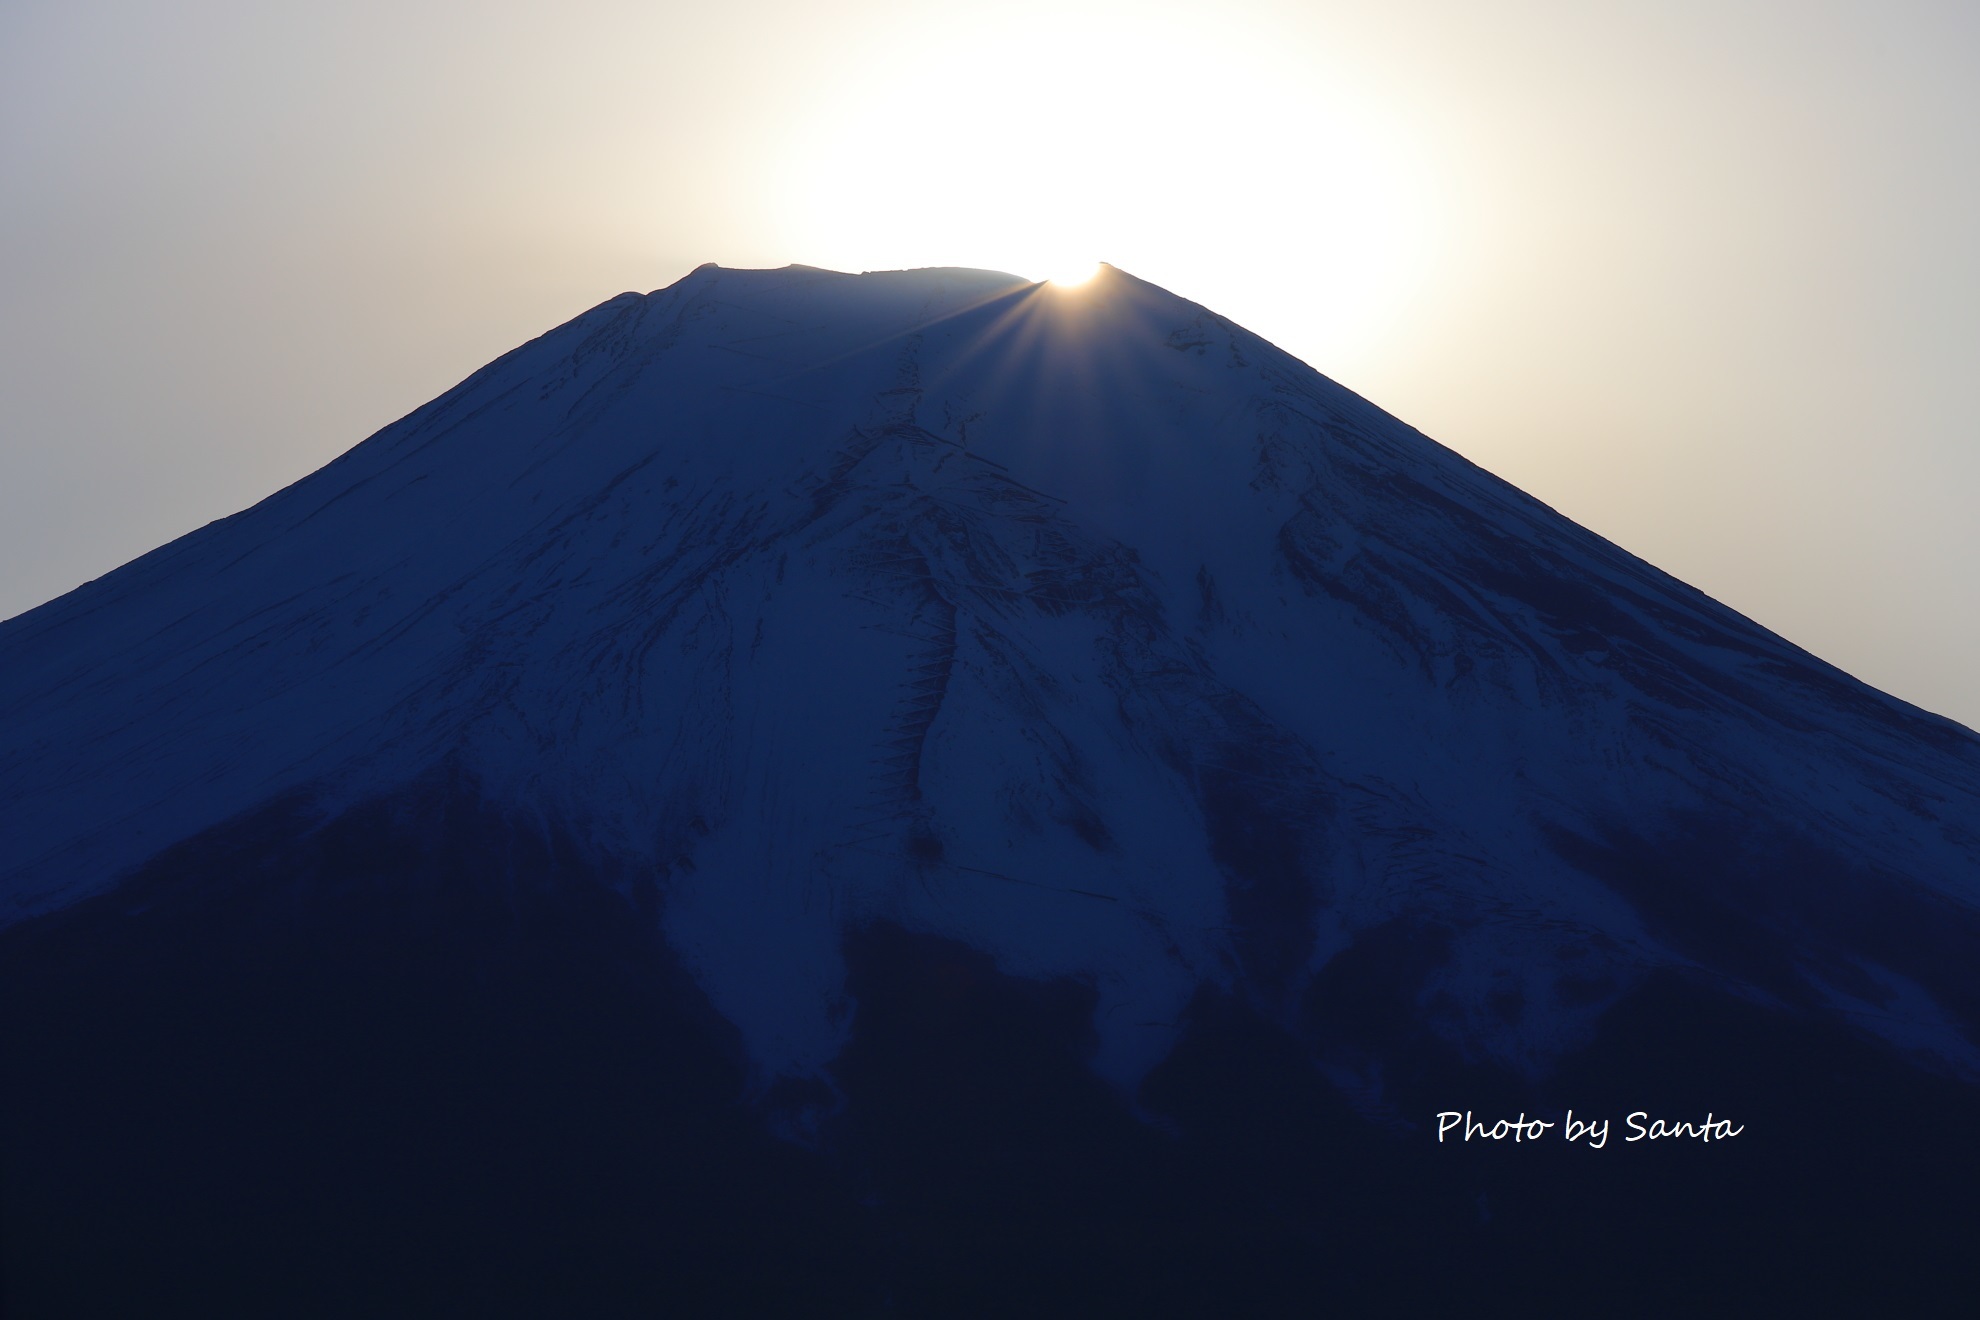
4,263,1977,1315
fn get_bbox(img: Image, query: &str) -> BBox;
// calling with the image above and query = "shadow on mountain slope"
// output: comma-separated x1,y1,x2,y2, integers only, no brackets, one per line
4,777,1977,1316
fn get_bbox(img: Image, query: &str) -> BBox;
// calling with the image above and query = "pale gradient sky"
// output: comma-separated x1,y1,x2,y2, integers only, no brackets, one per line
3,0,1975,727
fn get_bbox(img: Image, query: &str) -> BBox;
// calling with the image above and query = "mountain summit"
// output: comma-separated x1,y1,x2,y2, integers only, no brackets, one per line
5,264,1978,1313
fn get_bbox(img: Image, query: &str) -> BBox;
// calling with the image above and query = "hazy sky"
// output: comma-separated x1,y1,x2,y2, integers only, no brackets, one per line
3,0,1975,727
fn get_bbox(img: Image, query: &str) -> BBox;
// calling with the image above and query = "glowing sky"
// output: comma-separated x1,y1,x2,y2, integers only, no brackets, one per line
2,0,1976,727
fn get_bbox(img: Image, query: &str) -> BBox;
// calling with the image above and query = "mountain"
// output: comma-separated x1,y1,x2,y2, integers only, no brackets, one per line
4,263,1978,1315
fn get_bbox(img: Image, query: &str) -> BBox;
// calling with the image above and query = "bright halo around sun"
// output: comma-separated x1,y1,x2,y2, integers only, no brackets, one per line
1045,260,1101,287
770,3,1443,376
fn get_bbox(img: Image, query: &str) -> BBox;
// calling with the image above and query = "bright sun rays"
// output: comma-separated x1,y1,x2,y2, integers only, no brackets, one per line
768,3,1442,374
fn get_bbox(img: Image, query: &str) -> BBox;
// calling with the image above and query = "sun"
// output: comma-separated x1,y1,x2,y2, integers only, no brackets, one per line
1044,260,1101,287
